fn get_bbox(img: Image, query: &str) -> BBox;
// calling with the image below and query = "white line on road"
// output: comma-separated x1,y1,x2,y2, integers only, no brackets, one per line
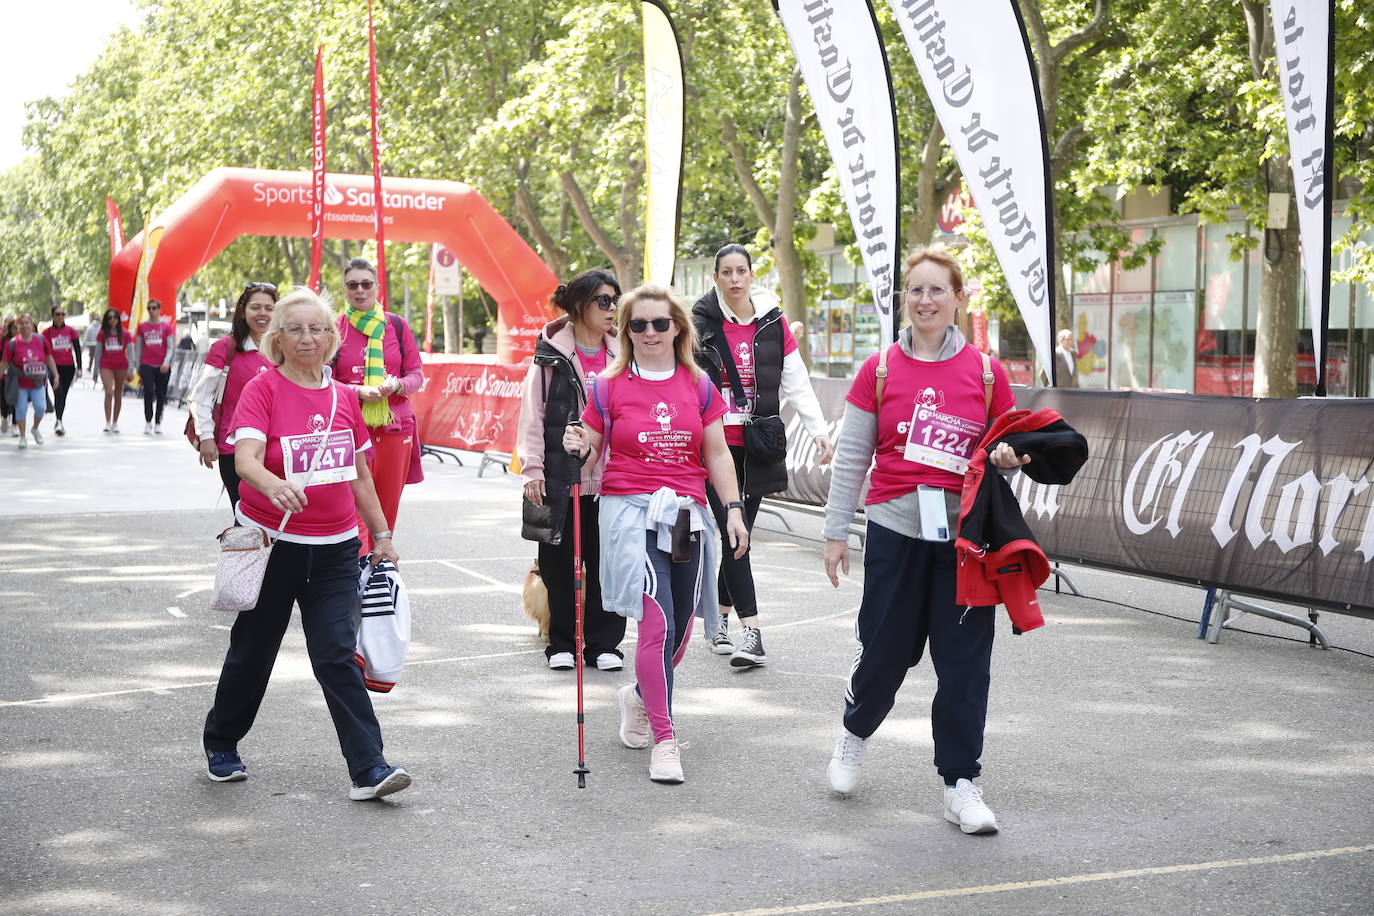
437,559,522,593
699,844,1374,916
175,585,209,599
166,606,186,618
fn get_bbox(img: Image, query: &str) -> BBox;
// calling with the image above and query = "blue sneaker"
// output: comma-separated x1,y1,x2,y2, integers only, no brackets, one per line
349,765,411,801
203,742,247,782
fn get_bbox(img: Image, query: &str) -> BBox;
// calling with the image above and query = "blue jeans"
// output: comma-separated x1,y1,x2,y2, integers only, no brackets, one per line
204,537,387,782
14,386,45,423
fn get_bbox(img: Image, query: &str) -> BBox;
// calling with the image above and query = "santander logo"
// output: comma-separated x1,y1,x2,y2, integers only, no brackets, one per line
253,181,447,212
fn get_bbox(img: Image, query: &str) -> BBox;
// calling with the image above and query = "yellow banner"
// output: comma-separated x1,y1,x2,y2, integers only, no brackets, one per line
641,1,683,286
130,224,164,331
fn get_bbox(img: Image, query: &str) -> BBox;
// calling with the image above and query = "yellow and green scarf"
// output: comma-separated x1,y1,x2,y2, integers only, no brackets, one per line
347,307,395,427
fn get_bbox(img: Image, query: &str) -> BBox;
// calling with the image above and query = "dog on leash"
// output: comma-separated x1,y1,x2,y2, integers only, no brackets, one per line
522,563,550,638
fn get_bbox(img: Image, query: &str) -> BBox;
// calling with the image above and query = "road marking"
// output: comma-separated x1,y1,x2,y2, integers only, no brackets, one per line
698,844,1374,916
166,606,186,618
175,585,209,599
438,560,522,593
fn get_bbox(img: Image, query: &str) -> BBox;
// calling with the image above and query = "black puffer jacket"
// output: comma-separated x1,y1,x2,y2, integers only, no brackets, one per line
691,288,789,498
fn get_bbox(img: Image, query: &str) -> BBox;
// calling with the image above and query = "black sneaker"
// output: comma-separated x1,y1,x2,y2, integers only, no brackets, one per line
204,742,247,782
730,626,766,668
349,764,412,801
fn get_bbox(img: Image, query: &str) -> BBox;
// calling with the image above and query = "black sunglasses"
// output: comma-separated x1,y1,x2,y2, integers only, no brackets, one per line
244,281,277,293
345,279,376,291
627,316,673,333
590,293,619,311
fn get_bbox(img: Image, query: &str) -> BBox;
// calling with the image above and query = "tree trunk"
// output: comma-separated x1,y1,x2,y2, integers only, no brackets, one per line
772,70,807,326
907,119,950,248
1253,165,1299,398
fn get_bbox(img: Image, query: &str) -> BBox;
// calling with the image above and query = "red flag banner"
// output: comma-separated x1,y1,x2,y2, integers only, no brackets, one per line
105,197,124,258
309,43,327,292
367,0,388,309
425,244,437,352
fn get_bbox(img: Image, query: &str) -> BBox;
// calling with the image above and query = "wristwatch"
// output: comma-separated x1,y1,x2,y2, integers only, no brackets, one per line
371,529,393,541
727,501,746,511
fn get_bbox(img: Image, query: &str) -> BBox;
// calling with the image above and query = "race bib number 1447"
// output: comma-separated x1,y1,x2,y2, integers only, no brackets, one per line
282,429,358,487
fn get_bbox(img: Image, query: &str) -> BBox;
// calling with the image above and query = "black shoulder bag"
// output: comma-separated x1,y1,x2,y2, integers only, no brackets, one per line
714,330,786,463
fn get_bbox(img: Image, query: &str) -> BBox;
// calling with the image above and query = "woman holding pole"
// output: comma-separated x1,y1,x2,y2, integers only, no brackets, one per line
517,269,626,672
562,284,748,784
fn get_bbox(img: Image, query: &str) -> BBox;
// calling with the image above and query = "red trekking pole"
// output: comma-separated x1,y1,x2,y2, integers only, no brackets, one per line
569,421,590,788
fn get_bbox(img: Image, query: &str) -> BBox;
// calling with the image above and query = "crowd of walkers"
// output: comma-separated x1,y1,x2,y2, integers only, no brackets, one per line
8,244,1036,829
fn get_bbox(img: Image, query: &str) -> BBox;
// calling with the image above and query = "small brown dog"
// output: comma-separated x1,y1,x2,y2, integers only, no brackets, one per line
522,563,551,638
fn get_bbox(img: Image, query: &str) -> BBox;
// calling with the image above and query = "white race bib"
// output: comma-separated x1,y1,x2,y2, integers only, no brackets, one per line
902,402,983,475
282,429,358,487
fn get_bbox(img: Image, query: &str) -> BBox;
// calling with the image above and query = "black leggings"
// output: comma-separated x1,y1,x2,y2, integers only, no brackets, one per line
54,365,76,420
139,365,169,423
218,455,243,514
705,483,764,619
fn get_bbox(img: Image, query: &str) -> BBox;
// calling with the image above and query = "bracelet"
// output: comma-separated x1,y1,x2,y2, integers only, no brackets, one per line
727,501,746,511
371,529,393,541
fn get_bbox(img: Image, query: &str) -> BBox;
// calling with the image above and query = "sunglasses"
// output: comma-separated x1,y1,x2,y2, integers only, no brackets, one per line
590,294,619,311
345,279,376,291
627,316,673,334
245,281,277,293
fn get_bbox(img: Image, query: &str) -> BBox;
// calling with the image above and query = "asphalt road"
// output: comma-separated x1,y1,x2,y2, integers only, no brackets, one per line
1,385,1371,915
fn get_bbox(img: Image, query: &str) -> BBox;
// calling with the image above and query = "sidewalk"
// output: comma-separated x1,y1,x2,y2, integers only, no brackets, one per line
1,403,1370,915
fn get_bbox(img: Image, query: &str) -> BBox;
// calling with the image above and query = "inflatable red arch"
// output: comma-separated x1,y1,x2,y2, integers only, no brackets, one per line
108,167,557,362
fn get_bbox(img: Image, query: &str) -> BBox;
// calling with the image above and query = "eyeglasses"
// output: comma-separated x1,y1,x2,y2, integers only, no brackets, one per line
282,325,329,338
590,294,619,311
627,316,673,334
345,280,376,291
244,281,277,293
904,285,960,301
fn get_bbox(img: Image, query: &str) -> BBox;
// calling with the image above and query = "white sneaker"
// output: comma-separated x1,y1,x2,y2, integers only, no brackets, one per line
943,778,999,834
154,423,163,434
617,684,650,749
144,422,153,435
103,423,112,434
54,419,64,436
17,435,26,449
111,424,120,434
595,653,623,671
707,613,734,654
826,729,866,794
0,419,8,435
31,428,43,445
547,652,575,670
649,738,684,784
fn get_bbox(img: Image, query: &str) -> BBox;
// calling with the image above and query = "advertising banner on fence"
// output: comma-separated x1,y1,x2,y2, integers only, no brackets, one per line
776,0,901,344
886,0,1056,380
412,360,524,454
1270,0,1335,394
777,380,1374,617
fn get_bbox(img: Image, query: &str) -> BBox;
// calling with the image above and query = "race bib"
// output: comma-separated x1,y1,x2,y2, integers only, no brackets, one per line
721,386,754,426
902,401,983,475
22,360,44,377
281,429,358,487
52,336,71,351
104,338,122,351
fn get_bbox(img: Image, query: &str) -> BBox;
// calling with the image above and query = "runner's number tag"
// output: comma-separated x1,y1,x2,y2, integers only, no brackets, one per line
282,429,358,487
902,401,983,475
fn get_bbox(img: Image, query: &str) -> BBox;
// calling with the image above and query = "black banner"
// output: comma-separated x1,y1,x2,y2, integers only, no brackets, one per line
780,383,1374,618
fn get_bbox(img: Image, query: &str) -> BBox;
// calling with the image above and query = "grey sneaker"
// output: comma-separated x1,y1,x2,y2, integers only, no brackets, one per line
943,778,998,834
708,613,733,655
31,428,43,445
618,684,650,749
730,626,766,667
649,738,684,783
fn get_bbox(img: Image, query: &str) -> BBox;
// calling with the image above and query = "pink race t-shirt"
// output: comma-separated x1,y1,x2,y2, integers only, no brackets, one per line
136,320,173,367
717,319,800,447
576,345,608,390
846,343,1015,502
232,370,374,541
97,330,129,370
206,336,275,453
581,366,727,506
6,336,50,389
42,326,81,367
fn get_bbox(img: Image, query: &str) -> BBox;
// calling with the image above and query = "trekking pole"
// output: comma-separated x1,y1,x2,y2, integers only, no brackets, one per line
568,420,590,789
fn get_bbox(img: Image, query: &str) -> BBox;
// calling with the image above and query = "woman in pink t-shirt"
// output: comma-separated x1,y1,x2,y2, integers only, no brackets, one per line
42,306,82,436
563,284,749,785
93,308,132,433
134,299,175,434
189,281,277,511
1,314,59,449
202,287,411,801
819,247,1027,834
516,268,627,672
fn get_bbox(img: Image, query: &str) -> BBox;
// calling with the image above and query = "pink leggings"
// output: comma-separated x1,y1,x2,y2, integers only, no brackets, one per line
634,531,703,743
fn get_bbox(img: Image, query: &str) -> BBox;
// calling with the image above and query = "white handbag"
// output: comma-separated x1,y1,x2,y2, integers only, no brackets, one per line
209,383,339,612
